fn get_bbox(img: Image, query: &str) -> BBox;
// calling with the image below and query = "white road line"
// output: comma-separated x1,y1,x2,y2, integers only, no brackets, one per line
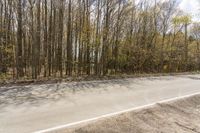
33,92,200,133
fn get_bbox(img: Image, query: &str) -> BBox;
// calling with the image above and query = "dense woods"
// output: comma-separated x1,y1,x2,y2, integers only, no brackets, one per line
0,0,200,80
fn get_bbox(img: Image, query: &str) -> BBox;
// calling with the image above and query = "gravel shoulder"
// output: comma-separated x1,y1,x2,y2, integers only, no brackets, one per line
62,95,200,133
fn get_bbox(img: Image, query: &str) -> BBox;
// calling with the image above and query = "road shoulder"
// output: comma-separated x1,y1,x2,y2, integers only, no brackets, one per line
57,94,200,133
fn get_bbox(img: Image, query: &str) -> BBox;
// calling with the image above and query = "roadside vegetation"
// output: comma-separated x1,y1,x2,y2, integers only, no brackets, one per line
1,0,200,82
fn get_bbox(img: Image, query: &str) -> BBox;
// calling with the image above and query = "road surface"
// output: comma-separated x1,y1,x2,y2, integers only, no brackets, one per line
65,94,200,133
0,74,200,133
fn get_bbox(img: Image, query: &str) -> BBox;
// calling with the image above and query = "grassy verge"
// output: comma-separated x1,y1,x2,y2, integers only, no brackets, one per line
0,71,200,87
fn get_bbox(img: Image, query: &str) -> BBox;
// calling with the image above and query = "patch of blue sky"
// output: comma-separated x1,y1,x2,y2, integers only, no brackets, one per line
178,0,200,22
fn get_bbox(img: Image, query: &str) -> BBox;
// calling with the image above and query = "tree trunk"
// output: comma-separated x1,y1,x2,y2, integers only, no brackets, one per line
16,0,24,78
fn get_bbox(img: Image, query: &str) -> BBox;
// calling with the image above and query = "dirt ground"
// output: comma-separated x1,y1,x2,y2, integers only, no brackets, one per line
60,95,200,133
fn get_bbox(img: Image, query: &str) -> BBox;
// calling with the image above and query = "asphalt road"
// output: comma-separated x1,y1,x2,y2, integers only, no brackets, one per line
0,74,200,133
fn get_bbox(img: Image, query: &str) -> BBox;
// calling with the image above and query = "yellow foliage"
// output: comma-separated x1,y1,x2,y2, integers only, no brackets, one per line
172,15,192,25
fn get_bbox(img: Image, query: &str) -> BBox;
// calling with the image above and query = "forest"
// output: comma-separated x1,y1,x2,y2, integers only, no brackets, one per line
0,0,200,80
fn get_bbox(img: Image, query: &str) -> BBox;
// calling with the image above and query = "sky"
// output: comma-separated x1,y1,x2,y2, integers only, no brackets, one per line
178,0,200,21
134,0,200,21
